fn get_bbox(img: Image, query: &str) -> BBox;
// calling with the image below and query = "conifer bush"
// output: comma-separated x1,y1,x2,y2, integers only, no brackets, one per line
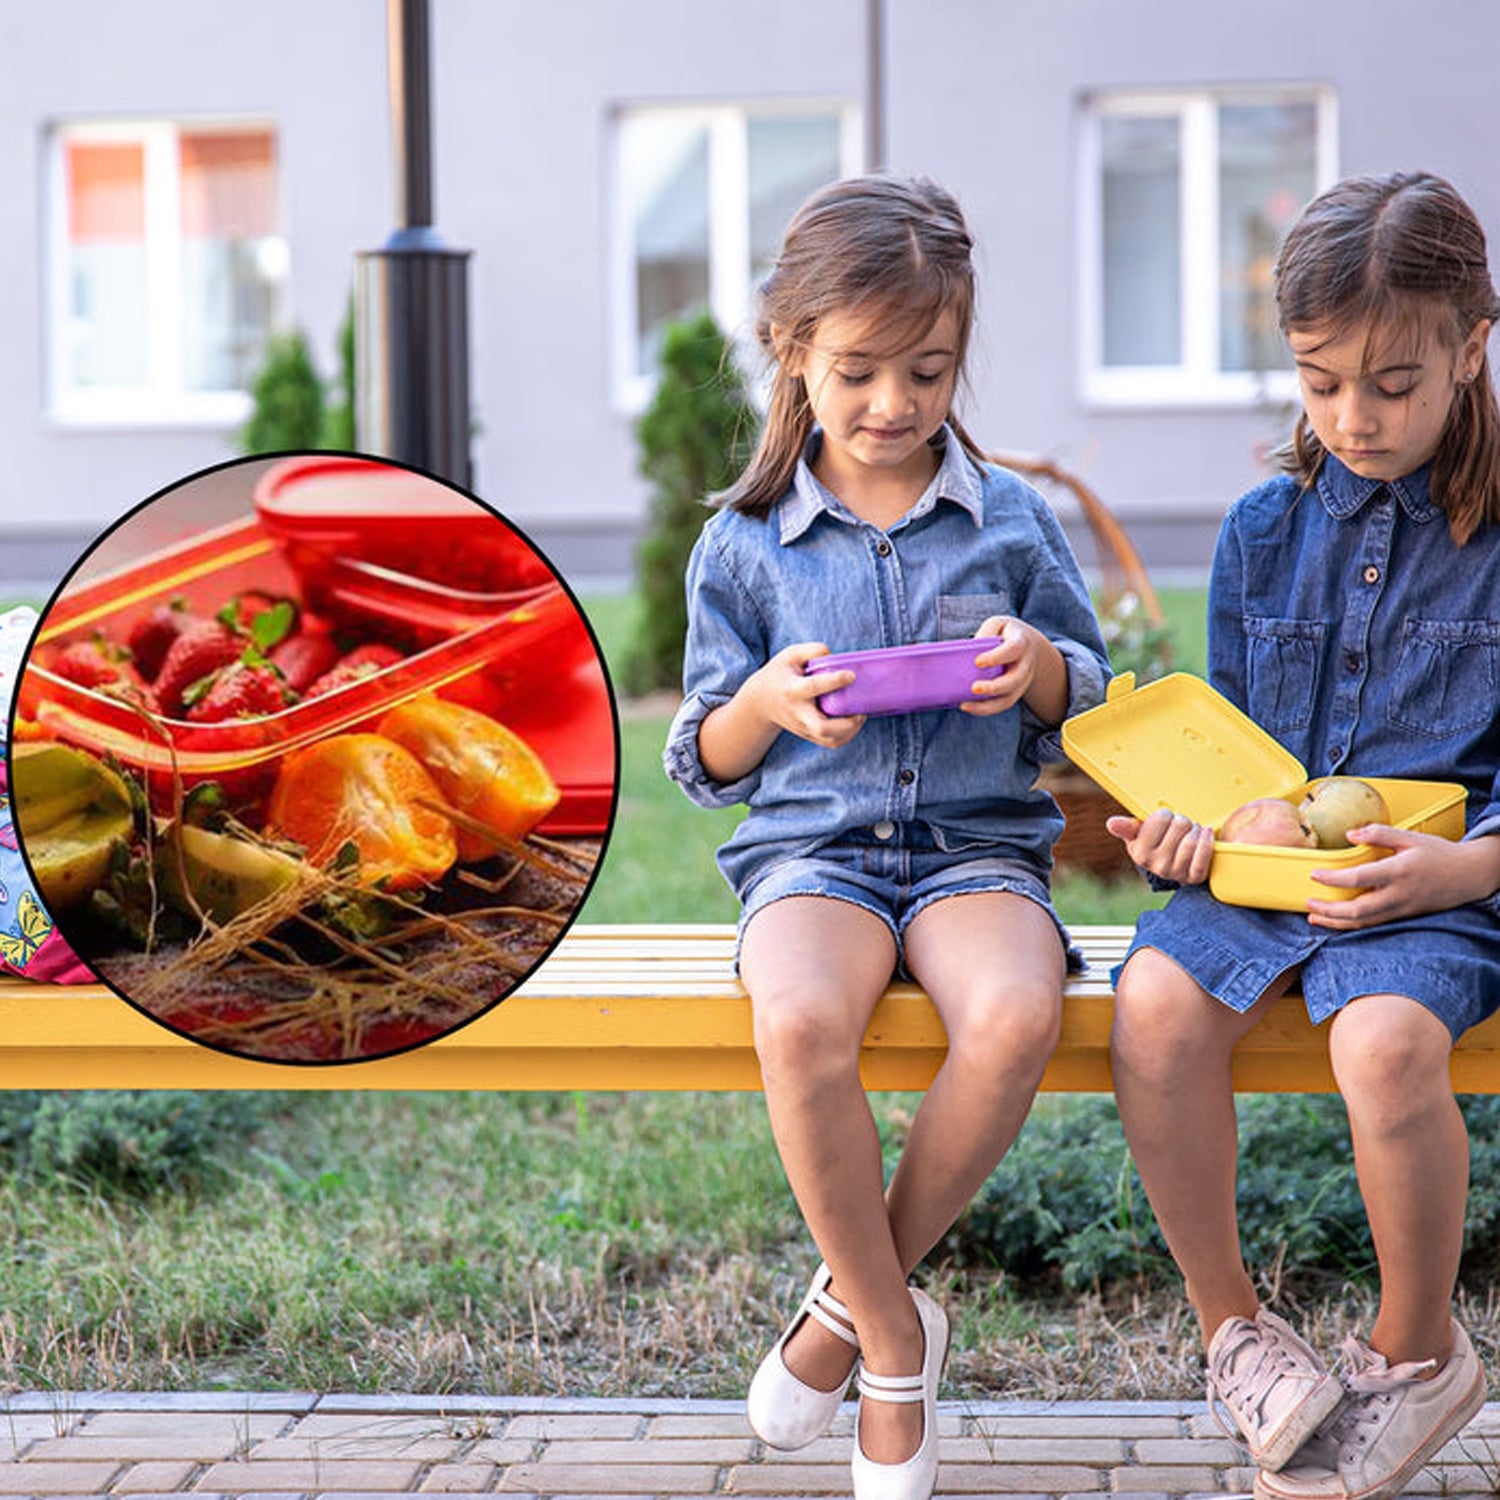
622,312,757,696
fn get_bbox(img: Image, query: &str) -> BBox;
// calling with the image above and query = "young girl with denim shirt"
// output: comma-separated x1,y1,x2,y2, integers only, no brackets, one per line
1108,171,1500,1500
664,175,1109,1500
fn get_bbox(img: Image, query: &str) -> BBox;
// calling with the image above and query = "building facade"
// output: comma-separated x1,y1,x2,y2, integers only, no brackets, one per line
3,0,1496,591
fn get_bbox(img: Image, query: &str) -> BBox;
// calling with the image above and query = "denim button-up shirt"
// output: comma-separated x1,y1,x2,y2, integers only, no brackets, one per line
1210,456,1500,848
664,430,1111,894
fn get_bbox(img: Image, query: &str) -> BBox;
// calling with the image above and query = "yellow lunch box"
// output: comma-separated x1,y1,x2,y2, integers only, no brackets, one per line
1060,672,1468,911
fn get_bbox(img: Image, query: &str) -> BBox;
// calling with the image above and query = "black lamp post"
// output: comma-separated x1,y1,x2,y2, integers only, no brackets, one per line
355,0,473,487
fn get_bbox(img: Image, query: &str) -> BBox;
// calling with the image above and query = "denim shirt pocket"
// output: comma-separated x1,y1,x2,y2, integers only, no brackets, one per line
1388,618,1500,738
1245,617,1325,734
936,591,1012,640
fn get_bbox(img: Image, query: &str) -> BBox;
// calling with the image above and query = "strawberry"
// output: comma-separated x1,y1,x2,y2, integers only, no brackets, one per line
126,599,198,680
220,591,298,647
153,620,245,717
304,643,404,699
184,660,292,722
270,630,340,694
52,636,137,692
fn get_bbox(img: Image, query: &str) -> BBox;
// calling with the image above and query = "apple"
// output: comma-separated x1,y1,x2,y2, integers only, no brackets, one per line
1298,777,1390,849
1219,796,1318,847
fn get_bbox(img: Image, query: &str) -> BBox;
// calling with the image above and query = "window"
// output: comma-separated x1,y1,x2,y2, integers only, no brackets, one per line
1080,88,1336,406
612,102,859,408
48,119,287,425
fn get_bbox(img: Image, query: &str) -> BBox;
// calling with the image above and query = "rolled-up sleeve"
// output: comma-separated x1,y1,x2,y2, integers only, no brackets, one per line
1019,502,1112,763
662,522,768,809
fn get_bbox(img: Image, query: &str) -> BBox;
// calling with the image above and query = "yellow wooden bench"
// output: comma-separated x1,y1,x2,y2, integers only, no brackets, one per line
3,922,1499,1092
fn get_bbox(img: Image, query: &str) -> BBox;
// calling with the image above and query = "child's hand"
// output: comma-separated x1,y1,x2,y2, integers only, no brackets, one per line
961,616,1066,721
1306,826,1500,928
754,642,867,749
1105,809,1215,885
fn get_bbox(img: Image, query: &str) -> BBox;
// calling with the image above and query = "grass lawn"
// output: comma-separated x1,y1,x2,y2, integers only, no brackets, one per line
0,582,1230,1398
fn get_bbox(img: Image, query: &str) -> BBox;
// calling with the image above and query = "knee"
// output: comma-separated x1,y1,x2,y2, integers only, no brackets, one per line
946,979,1062,1081
751,985,862,1085
1110,950,1215,1083
1330,997,1453,1130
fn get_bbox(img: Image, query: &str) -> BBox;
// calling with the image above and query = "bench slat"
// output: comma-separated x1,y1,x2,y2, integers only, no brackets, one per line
0,924,1496,1092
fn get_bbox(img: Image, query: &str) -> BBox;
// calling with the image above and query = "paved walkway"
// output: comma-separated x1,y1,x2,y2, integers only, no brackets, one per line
0,1394,1496,1498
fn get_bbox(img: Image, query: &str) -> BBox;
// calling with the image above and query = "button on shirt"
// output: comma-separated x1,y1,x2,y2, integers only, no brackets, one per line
1208,457,1500,844
663,429,1112,895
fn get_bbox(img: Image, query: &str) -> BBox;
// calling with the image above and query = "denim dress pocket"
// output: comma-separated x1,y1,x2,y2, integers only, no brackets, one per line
937,591,1012,640
1245,617,1325,734
1388,618,1500,738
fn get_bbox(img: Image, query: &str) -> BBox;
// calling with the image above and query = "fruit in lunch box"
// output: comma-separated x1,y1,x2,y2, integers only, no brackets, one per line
9,741,135,910
1299,777,1390,849
377,695,560,858
184,660,292,722
155,822,305,924
270,629,340,694
304,642,404,699
1218,796,1317,848
153,619,245,717
265,733,457,889
125,599,197,680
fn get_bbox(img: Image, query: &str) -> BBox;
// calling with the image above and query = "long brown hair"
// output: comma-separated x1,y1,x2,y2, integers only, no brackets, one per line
717,175,987,518
1273,170,1500,543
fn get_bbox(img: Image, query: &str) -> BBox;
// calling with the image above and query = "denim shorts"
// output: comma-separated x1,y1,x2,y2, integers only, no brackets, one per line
1119,883,1500,1042
737,823,1080,977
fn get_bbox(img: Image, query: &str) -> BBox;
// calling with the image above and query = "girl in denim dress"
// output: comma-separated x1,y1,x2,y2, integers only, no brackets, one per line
664,175,1109,1500
1108,172,1500,1500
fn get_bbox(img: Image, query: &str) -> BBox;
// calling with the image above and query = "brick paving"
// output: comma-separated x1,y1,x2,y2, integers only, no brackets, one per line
0,1395,1494,1498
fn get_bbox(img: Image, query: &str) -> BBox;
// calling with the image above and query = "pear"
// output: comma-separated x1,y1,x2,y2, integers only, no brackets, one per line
1299,777,1389,849
1219,797,1318,847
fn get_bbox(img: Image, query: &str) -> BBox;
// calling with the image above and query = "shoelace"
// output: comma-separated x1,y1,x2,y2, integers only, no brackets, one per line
1319,1338,1437,1459
1209,1320,1312,1442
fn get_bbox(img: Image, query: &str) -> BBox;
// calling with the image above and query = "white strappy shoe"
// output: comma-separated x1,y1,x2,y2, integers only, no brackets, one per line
747,1261,860,1450
850,1285,948,1500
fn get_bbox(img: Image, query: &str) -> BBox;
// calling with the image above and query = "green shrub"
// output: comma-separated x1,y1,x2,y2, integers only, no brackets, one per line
622,311,758,696
946,1094,1500,1292
239,329,325,454
0,1092,268,1197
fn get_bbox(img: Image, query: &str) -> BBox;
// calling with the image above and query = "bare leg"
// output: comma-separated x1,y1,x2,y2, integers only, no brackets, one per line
1328,994,1467,1368
740,897,921,1463
885,891,1065,1270
1110,947,1289,1346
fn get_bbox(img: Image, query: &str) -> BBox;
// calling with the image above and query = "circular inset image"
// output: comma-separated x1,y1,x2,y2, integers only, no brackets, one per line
8,453,618,1063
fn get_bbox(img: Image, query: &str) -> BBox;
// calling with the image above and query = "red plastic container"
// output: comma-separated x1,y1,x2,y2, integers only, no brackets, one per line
19,463,616,836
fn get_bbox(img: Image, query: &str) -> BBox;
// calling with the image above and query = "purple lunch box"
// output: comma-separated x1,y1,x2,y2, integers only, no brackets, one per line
805,639,1006,717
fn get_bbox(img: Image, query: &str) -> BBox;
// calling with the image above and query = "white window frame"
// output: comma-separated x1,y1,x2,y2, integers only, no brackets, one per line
46,116,285,429
1078,85,1338,410
609,99,862,413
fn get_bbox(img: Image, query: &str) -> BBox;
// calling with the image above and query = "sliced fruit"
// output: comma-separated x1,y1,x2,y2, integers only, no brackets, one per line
155,822,305,924
376,695,560,859
264,733,457,889
10,742,135,910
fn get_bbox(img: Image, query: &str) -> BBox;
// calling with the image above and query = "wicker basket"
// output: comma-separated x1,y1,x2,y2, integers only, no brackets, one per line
989,451,1171,881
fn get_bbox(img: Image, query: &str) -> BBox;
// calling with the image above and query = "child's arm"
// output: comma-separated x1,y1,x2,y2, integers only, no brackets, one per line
1305,828,1500,928
961,616,1071,724
697,642,862,784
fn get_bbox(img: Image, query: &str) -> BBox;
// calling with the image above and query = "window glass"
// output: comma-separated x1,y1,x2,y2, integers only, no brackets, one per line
622,113,711,375
748,115,842,290
64,141,149,388
1100,115,1180,367
179,130,281,391
1218,101,1318,373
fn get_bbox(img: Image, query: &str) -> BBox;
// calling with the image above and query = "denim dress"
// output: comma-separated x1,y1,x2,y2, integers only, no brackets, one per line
664,429,1111,930
1123,457,1500,1039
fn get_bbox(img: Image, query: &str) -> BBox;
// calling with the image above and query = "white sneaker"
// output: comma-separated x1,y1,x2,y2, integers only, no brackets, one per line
1208,1308,1344,1471
1253,1318,1485,1500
